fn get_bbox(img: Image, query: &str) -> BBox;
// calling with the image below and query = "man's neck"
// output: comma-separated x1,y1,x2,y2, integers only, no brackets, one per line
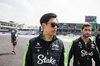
43,32,53,41
81,36,89,43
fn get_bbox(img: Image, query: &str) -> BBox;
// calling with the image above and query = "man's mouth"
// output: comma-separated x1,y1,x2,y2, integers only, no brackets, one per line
85,33,90,36
52,30,56,33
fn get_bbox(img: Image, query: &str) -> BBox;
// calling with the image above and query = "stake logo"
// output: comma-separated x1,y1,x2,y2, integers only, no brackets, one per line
81,50,93,57
37,54,56,65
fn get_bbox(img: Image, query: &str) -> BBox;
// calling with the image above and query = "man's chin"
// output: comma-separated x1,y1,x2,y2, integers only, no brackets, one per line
84,35,90,38
51,33,56,36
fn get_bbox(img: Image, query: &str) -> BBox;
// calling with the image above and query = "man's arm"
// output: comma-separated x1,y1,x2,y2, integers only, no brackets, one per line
59,46,67,66
66,42,74,66
93,36,96,42
23,41,33,66
93,45,100,66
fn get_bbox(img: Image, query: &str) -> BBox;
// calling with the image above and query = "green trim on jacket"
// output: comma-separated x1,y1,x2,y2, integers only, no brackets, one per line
66,42,73,66
93,36,96,42
23,41,29,66
64,47,67,66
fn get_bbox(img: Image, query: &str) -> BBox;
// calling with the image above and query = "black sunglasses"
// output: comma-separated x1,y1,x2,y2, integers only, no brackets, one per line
47,23,59,28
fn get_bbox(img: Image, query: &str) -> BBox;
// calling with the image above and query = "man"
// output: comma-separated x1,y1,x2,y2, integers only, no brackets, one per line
11,29,18,55
66,23,100,66
93,28,100,52
23,13,67,66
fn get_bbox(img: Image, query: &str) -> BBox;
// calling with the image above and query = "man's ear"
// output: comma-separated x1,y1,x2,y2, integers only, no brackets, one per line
81,29,82,33
42,23,46,29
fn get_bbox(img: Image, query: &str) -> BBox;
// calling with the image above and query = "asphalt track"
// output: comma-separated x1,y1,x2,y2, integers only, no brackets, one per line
0,35,94,66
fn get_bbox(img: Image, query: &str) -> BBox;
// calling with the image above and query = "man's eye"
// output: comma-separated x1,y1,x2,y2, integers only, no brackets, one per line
85,29,87,31
89,30,91,31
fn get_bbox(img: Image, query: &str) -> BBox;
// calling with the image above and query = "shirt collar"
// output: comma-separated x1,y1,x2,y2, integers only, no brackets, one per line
39,31,56,41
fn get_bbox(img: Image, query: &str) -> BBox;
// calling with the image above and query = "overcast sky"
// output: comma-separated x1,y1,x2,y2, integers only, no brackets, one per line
0,0,100,26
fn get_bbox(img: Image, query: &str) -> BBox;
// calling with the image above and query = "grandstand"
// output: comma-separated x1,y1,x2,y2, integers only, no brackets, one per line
0,21,18,32
56,22,100,36
38,22,100,36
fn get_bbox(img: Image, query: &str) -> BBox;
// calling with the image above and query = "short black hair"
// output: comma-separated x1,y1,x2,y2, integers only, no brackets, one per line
81,23,92,30
98,27,100,31
40,13,57,25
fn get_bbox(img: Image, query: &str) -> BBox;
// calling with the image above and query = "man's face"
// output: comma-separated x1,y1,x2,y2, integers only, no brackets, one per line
44,18,58,36
81,26,92,38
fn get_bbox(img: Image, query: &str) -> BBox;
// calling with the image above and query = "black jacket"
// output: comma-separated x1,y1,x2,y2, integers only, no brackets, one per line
11,32,17,43
94,34,100,52
23,34,67,66
67,37,100,66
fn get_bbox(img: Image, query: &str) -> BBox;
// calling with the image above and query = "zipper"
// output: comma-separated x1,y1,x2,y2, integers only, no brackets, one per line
87,56,89,60
39,41,49,55
47,50,49,55
39,39,54,56
78,61,80,65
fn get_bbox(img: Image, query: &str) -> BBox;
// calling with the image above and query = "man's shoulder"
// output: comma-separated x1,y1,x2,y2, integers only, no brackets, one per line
29,36,39,42
73,37,80,43
97,34,100,37
56,37,63,44
95,34,100,37
55,37,65,48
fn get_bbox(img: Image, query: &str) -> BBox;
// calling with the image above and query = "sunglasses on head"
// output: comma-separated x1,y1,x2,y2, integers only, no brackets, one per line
47,23,59,28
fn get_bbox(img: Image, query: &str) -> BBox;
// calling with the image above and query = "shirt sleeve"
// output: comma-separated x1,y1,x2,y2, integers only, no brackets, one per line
23,41,33,66
93,36,96,42
92,44,100,66
66,42,74,66
59,45,67,66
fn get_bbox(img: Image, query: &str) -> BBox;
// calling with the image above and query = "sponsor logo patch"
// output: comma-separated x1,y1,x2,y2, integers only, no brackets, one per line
37,54,56,65
81,50,93,57
51,43,59,50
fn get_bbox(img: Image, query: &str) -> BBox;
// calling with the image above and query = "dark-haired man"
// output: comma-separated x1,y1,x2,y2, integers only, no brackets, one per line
67,23,100,66
11,29,18,55
23,13,67,66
